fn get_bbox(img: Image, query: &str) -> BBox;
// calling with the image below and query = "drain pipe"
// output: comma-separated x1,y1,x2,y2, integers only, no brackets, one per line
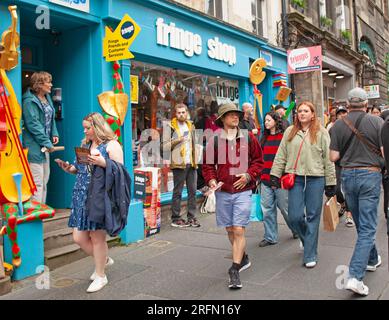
352,0,359,51
281,0,289,48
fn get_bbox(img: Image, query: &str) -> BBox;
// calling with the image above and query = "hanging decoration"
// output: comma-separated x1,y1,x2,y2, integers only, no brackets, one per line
272,73,288,88
249,58,267,132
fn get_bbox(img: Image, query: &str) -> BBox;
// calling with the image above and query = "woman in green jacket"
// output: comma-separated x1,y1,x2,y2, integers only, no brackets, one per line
22,71,59,204
270,101,336,268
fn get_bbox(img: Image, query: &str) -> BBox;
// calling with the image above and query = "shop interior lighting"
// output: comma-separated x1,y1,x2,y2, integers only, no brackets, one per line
336,74,345,79
322,68,330,73
328,71,338,76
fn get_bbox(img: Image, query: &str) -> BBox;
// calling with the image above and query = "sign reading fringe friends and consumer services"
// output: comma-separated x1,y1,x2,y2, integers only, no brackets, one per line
49,0,89,13
103,14,141,62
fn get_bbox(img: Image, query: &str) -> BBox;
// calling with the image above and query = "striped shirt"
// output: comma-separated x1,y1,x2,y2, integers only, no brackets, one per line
261,133,283,186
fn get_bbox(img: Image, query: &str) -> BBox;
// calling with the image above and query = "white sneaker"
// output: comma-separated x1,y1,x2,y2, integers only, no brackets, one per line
86,275,108,293
345,277,369,296
305,261,317,268
366,255,382,272
90,257,114,281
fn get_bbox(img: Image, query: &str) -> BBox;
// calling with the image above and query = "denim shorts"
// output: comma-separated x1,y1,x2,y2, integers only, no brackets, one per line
215,190,252,227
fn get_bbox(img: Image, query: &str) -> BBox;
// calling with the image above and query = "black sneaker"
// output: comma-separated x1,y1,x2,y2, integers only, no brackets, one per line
171,219,190,228
239,254,251,272
228,267,242,289
258,239,276,247
188,218,201,228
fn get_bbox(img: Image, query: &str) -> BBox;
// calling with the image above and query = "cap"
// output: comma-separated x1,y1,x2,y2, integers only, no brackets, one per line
335,106,348,115
348,87,368,104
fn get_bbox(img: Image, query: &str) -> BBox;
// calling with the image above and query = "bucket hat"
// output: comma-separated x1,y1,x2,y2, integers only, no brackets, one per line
348,87,368,104
215,103,244,127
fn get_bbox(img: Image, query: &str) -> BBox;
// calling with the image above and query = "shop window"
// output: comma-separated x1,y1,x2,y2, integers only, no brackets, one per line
130,61,239,194
251,0,264,37
206,0,224,20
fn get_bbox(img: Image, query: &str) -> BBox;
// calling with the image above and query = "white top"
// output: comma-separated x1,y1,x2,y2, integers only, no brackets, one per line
178,121,191,164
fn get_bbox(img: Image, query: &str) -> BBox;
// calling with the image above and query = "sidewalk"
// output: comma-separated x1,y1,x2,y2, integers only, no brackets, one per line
2,202,389,300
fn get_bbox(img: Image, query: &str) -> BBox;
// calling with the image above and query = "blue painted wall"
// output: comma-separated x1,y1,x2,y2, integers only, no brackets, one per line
1,0,288,208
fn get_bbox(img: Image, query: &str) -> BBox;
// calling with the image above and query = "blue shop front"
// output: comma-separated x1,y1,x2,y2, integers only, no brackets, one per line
1,0,288,218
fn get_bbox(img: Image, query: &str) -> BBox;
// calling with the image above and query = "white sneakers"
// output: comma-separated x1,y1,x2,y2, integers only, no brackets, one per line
366,255,382,272
305,261,317,268
345,278,369,296
87,275,108,293
87,256,114,293
90,257,114,281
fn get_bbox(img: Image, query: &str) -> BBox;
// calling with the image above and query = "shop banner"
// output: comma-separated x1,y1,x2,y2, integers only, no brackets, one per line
364,85,380,99
49,0,89,13
287,46,322,74
130,75,139,104
103,14,141,62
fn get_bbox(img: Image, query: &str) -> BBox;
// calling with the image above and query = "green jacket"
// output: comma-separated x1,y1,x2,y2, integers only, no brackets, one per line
22,88,59,163
270,126,336,186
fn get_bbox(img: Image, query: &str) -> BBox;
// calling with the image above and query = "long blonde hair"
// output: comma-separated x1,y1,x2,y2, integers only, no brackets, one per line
288,101,321,144
82,112,117,145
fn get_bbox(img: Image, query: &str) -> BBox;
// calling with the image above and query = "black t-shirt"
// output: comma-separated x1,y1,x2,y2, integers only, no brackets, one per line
330,111,384,168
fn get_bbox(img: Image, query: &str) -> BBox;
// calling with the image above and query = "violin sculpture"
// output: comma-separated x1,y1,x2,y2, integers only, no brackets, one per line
0,6,55,270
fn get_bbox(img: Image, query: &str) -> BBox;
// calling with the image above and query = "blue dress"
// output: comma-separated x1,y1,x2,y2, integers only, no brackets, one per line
68,143,109,231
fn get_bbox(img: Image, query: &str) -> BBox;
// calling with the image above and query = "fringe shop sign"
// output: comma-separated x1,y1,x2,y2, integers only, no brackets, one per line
156,18,237,67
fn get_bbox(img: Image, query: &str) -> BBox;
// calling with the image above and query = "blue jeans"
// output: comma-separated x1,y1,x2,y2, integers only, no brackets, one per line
261,184,294,243
288,176,325,264
341,169,381,281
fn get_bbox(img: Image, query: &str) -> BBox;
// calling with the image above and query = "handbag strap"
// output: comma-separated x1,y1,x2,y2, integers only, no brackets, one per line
293,132,307,170
342,116,382,156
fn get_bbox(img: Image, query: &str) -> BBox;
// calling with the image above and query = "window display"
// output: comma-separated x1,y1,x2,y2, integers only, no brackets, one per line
130,61,239,193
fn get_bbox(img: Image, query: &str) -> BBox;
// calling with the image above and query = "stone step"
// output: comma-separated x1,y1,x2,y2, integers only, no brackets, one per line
44,236,120,271
43,209,71,233
44,227,74,252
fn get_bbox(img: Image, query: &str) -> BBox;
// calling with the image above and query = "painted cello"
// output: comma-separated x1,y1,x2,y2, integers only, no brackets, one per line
0,6,36,203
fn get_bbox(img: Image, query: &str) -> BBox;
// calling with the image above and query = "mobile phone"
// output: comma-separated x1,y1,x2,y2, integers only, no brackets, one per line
183,131,189,137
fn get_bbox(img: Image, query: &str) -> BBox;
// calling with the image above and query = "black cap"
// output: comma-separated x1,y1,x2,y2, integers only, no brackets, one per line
336,106,348,115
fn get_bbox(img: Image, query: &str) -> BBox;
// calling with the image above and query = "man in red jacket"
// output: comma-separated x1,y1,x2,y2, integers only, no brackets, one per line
202,103,264,290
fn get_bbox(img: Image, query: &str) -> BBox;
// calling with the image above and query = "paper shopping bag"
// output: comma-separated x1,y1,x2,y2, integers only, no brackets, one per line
323,196,339,232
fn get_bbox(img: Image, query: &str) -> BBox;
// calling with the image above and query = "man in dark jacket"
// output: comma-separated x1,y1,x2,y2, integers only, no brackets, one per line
202,103,264,290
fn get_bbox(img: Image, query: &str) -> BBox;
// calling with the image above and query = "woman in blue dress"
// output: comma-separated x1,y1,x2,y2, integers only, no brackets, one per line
55,112,123,293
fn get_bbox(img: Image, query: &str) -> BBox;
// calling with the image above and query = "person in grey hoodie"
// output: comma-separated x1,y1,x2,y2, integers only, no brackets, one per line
22,71,59,204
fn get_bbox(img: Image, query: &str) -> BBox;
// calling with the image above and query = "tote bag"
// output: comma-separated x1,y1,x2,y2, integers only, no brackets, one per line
250,185,263,222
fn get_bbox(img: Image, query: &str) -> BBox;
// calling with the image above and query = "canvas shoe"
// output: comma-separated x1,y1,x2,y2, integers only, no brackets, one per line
188,218,201,228
228,267,242,289
345,277,369,296
305,261,317,268
171,219,190,228
90,257,114,281
239,254,251,272
366,255,382,272
86,275,108,293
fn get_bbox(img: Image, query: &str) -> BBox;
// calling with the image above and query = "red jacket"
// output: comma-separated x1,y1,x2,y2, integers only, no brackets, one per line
202,130,264,193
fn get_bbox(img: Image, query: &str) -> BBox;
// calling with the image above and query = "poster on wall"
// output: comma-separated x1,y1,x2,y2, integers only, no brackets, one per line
287,46,322,74
364,85,380,99
49,0,90,13
130,75,139,104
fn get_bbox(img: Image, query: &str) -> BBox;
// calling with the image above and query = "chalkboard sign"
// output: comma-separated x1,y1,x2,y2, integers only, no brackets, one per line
134,173,146,199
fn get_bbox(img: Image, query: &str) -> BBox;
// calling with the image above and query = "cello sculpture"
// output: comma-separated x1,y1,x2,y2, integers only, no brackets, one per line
0,6,55,270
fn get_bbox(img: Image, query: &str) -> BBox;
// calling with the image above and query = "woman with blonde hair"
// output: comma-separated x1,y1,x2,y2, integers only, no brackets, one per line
55,112,123,292
270,102,336,268
22,71,59,204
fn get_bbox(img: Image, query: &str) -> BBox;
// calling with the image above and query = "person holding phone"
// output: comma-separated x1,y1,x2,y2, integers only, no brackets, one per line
55,112,123,293
161,103,200,228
